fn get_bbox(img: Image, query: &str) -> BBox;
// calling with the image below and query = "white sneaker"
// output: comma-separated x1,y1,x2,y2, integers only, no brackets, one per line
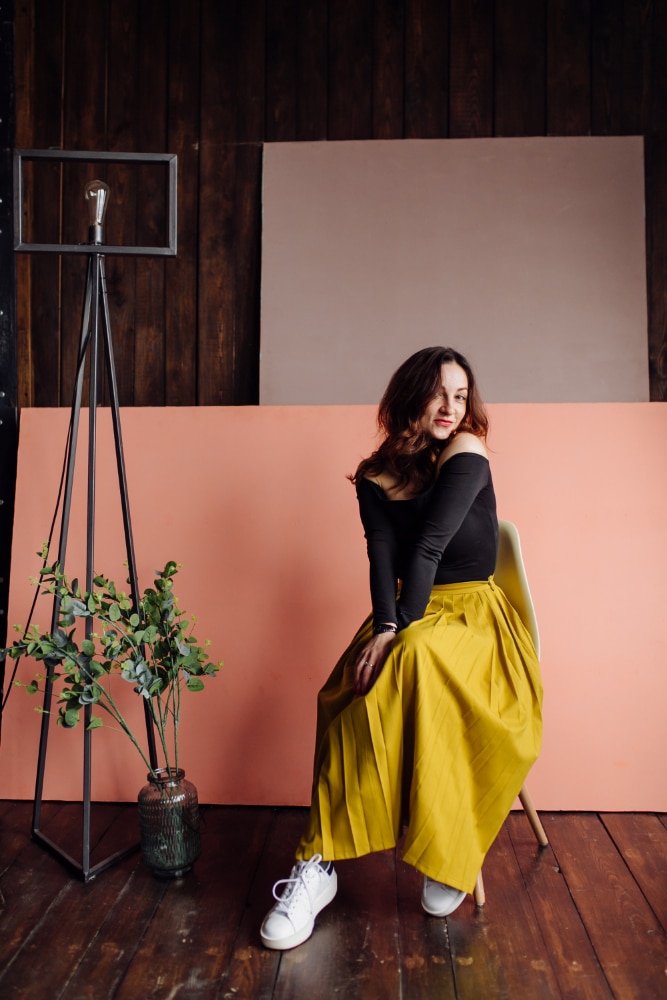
421,876,466,917
260,854,338,950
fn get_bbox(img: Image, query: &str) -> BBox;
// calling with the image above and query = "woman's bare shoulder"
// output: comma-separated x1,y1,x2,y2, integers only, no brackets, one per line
364,471,418,500
440,432,488,465
366,472,398,494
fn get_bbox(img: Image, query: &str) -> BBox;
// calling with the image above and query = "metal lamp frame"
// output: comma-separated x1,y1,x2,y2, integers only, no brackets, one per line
14,149,177,879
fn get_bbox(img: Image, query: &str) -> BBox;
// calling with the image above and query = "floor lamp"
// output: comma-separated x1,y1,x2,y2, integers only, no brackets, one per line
28,179,159,880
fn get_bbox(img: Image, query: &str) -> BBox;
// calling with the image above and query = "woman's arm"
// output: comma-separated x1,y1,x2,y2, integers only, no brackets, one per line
354,479,400,695
396,447,490,629
356,477,400,628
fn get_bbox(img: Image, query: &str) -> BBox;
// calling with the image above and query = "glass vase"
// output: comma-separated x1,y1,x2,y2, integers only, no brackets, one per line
137,768,201,878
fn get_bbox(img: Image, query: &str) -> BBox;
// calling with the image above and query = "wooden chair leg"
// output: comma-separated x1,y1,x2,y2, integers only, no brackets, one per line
473,787,545,909
519,785,548,847
473,871,485,907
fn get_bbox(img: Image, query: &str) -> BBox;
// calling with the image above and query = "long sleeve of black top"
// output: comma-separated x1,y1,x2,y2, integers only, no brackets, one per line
356,452,495,632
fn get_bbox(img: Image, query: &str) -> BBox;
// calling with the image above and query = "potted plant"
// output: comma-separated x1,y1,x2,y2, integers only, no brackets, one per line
2,557,222,877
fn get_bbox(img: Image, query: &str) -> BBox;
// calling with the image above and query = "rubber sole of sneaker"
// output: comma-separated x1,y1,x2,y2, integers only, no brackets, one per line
260,871,338,950
421,885,466,917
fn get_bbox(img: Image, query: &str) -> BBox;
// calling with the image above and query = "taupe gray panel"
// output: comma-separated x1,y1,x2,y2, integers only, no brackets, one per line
260,137,648,404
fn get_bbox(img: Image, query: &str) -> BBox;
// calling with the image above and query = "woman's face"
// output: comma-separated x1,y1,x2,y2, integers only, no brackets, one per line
419,362,469,442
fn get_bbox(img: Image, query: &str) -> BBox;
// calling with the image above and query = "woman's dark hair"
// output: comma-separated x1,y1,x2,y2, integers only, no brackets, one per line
351,346,488,492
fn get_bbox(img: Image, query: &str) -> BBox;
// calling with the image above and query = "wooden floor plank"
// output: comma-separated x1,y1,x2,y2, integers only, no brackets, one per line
0,798,23,823
114,805,273,999
217,807,306,1000
55,858,167,1000
34,801,133,873
0,800,38,873
395,851,457,1000
446,825,561,1000
601,812,667,932
507,812,614,999
0,830,138,997
273,848,401,1000
87,801,142,868
546,812,667,1000
0,804,89,977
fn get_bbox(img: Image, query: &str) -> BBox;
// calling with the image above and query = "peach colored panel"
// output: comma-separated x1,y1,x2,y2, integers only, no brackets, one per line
3,404,666,810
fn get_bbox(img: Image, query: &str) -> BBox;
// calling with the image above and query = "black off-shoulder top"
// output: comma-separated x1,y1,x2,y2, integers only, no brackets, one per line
356,452,498,631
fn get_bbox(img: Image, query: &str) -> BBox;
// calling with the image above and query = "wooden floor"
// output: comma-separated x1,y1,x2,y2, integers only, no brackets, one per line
0,802,666,999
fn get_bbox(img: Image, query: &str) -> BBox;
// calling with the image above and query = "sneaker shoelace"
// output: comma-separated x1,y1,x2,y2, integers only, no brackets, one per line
272,854,324,914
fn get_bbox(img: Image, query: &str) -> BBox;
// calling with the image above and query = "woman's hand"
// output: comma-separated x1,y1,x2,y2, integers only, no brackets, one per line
353,631,397,696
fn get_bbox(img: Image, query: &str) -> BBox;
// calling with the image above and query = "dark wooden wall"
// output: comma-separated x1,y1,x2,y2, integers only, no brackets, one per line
1,1,17,664
11,0,667,407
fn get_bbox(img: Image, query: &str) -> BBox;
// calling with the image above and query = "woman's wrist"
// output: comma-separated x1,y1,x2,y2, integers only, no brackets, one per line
373,622,397,635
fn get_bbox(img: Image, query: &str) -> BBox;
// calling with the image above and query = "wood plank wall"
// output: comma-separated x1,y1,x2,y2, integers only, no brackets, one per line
0,1,17,662
12,0,667,406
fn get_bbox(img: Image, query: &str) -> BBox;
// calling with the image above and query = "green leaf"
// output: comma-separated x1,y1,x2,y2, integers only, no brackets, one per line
51,628,69,649
108,603,121,622
81,639,96,657
186,677,205,692
60,706,80,728
87,716,103,730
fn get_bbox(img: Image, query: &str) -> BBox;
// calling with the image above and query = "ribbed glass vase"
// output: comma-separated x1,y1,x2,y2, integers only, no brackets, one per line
137,768,201,878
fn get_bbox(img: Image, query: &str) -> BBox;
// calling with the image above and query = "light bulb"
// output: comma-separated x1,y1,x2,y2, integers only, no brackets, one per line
84,179,110,243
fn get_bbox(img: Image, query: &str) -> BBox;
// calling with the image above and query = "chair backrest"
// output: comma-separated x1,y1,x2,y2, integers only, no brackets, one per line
494,520,540,658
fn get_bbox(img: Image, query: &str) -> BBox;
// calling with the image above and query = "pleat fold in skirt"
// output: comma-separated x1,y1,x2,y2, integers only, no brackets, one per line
296,577,543,894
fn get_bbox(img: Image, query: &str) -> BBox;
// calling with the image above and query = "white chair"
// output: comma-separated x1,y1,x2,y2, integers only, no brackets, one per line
473,519,548,906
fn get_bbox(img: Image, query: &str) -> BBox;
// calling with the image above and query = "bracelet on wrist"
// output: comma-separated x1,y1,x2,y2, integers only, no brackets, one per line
373,623,397,635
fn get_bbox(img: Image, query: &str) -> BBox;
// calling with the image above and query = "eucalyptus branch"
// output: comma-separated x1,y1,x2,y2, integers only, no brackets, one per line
2,561,222,780
84,685,156,776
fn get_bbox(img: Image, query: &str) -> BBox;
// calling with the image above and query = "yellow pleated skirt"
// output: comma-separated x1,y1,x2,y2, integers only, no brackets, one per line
296,577,543,893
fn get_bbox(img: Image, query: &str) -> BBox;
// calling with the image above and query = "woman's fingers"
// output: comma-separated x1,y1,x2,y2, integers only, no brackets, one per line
355,656,375,695
354,634,395,694
356,647,389,694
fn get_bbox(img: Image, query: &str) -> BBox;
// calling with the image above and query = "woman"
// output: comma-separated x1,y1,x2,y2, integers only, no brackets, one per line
260,347,543,950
